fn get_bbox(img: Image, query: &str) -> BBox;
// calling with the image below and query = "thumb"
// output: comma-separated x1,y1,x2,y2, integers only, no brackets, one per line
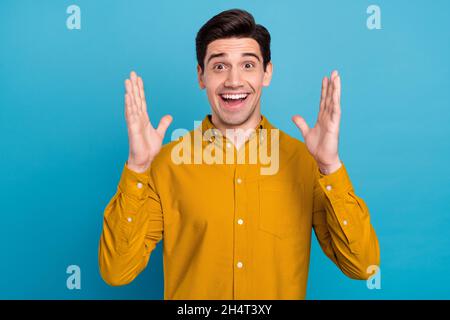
156,114,173,137
292,115,309,138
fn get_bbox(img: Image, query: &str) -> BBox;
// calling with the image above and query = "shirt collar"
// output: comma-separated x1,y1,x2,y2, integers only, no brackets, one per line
201,113,273,136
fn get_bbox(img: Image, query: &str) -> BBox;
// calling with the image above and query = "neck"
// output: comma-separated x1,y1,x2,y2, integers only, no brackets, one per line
211,110,262,150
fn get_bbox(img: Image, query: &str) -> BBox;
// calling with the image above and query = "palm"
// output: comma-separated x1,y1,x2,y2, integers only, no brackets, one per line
293,70,341,167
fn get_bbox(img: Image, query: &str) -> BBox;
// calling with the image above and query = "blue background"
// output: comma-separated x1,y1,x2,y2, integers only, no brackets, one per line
1,0,449,299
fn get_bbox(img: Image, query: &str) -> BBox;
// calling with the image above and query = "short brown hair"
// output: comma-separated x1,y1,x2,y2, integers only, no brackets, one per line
196,9,271,73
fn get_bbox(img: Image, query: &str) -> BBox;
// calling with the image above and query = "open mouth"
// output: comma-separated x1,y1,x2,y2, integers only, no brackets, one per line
219,93,250,109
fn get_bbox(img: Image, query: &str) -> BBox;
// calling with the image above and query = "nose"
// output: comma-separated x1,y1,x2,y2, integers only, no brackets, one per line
224,68,244,88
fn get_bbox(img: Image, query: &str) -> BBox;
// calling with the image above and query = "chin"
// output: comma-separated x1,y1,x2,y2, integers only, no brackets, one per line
216,106,256,127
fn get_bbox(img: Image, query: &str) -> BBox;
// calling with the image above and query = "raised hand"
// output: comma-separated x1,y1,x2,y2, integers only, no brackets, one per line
292,70,342,174
125,71,172,173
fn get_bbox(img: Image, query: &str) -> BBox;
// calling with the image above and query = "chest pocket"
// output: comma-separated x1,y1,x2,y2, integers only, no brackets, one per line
258,178,304,239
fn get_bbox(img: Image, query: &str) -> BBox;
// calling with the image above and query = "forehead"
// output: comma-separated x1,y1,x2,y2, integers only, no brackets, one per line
206,37,262,59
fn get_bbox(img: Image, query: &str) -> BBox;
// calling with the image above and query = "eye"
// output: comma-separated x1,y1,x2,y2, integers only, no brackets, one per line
213,63,226,71
244,62,255,69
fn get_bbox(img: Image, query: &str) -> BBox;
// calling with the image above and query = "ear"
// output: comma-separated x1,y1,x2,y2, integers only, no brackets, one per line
262,61,273,87
197,64,206,89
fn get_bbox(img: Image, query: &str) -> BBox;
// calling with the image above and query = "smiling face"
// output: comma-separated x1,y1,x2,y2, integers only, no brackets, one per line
197,37,273,129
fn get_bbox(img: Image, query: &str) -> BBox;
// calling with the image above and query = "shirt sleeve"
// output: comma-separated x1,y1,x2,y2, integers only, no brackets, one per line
98,161,163,286
312,160,380,280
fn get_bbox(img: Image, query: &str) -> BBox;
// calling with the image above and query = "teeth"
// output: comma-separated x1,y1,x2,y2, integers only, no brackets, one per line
221,93,248,100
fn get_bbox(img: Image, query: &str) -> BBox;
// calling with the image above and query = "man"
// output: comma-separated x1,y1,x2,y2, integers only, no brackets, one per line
98,9,380,299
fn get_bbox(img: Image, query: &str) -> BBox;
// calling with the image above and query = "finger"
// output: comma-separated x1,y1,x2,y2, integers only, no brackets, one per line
336,73,341,105
292,115,309,138
130,70,137,85
125,93,132,118
130,71,141,110
319,77,328,113
125,78,132,96
156,115,173,137
125,79,138,115
331,75,341,122
332,75,340,107
130,71,142,112
325,71,337,113
331,70,338,79
131,72,142,100
323,76,332,113
137,76,147,113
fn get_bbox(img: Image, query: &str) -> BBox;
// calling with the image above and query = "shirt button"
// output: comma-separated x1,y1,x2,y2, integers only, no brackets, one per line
237,261,243,269
343,220,348,226
237,218,244,225
326,185,332,191
127,217,133,223
236,178,242,184
137,182,143,189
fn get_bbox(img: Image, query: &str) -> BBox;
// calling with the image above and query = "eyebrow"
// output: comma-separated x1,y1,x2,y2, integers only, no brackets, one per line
206,52,261,64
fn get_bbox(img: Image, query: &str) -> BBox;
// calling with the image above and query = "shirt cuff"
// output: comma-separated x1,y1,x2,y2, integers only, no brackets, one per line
118,162,152,200
317,162,353,202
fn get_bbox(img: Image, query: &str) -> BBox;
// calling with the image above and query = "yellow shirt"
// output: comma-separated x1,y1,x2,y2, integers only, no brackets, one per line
98,114,380,299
